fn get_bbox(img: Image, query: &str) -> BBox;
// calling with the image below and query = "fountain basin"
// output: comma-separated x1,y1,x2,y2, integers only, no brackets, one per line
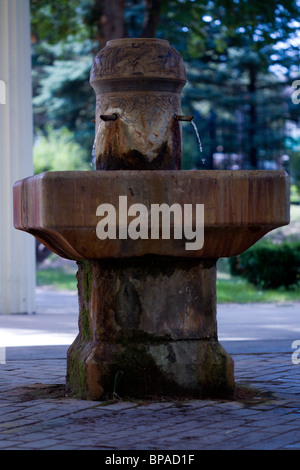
13,168,290,400
14,169,290,261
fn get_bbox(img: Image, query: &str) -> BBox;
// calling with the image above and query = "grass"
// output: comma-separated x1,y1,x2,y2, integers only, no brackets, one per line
217,270,300,303
291,184,300,205
216,254,300,303
37,266,77,291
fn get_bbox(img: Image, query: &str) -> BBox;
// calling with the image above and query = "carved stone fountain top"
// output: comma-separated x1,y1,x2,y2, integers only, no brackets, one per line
89,38,188,171
90,38,187,90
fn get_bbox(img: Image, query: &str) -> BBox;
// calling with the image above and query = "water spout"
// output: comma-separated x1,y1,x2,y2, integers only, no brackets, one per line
100,113,118,121
173,114,194,122
173,114,204,165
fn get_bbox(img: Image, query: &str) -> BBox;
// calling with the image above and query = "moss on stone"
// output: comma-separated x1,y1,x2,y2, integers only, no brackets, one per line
196,341,235,399
80,307,91,342
68,256,233,401
66,348,88,399
101,343,189,400
78,260,92,304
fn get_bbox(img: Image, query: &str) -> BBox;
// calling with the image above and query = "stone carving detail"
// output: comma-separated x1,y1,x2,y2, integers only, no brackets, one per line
90,39,187,82
90,39,187,170
96,94,181,124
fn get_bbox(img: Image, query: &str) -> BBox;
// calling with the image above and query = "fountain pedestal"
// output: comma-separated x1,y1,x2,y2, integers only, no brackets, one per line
67,257,233,400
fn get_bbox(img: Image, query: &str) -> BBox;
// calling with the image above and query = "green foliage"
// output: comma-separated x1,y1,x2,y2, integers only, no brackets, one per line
290,152,300,194
30,0,92,43
158,0,300,169
159,0,299,57
32,37,96,152
30,0,300,170
291,184,300,204
217,275,300,303
33,125,90,173
36,267,77,290
229,240,300,289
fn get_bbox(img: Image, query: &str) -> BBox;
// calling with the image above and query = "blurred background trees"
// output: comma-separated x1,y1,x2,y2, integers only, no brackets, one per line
30,0,300,192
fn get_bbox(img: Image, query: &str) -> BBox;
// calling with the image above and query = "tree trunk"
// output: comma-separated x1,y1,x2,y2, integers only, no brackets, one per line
142,0,161,38
93,0,162,47
248,67,258,169
93,0,126,49
208,110,216,169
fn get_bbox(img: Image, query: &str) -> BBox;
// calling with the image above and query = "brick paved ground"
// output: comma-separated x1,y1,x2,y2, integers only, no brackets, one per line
0,292,299,451
0,348,299,450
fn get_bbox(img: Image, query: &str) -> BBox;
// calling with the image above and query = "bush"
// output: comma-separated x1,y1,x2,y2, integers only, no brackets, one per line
33,125,90,173
229,240,300,289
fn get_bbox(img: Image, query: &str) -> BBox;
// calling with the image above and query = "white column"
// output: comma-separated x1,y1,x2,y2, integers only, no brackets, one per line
0,0,35,314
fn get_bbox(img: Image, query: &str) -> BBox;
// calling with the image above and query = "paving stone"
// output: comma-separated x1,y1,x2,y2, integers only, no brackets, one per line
1,296,300,449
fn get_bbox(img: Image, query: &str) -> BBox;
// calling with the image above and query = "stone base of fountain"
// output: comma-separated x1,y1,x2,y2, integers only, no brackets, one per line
13,169,289,400
66,256,234,400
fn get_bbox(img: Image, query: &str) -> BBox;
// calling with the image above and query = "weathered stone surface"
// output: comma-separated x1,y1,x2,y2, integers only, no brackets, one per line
13,170,290,260
67,338,234,400
148,340,234,398
13,37,290,402
90,38,187,170
66,256,234,400
80,256,217,341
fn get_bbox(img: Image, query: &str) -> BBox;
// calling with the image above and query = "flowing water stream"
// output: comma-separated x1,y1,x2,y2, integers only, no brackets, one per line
191,120,205,165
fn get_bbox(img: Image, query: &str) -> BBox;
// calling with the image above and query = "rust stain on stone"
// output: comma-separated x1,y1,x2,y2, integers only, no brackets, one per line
97,118,182,170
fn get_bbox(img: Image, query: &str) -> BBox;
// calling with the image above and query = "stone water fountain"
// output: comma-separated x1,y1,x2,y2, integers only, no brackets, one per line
14,39,290,400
